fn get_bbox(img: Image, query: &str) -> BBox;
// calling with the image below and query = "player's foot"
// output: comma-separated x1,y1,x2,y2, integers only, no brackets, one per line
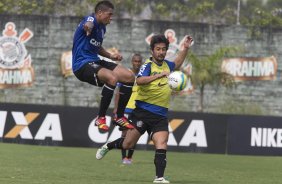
153,177,170,183
122,157,128,164
94,116,109,132
122,157,132,164
126,158,132,164
96,143,109,160
113,116,134,129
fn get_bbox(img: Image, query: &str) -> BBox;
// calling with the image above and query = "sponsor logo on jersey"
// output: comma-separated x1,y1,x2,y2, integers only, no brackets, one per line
87,17,94,22
90,38,101,47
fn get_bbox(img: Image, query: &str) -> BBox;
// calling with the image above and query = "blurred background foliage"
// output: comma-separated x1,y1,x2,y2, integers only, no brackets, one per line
0,0,282,27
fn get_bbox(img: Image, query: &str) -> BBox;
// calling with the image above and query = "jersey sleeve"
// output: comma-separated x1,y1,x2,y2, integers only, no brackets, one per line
83,15,96,30
86,15,95,23
137,62,152,77
165,60,176,72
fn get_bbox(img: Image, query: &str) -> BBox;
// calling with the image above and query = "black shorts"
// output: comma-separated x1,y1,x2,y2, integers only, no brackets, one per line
129,107,169,138
73,60,117,87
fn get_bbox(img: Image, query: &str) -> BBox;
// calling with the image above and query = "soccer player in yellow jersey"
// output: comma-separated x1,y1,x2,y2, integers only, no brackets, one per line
113,53,143,164
96,34,193,183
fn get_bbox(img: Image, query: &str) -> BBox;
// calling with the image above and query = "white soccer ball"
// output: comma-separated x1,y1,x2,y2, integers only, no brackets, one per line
168,71,187,91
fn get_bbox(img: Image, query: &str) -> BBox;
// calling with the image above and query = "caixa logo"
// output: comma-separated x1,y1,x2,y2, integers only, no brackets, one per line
88,117,207,147
0,111,63,141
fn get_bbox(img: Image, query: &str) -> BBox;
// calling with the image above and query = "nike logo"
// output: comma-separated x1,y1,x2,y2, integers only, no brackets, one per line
158,82,167,87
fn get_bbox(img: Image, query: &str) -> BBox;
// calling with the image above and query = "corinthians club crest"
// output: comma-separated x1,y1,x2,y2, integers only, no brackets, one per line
0,22,34,88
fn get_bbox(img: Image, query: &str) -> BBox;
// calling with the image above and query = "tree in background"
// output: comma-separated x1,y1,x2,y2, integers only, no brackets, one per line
239,0,282,37
187,47,239,112
0,0,99,16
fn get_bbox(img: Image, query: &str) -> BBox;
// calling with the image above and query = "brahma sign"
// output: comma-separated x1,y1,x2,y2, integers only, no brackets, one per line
222,56,278,81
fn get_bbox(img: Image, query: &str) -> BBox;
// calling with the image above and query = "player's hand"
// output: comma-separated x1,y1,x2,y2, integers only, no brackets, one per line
83,22,94,36
183,35,194,49
110,53,123,61
157,71,170,78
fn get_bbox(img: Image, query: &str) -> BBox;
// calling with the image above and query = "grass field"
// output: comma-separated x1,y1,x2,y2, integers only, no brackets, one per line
0,142,281,184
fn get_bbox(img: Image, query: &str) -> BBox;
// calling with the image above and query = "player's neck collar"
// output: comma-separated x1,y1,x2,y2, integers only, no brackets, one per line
150,57,163,66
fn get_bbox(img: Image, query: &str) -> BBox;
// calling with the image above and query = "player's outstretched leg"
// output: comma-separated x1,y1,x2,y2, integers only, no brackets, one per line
96,138,125,160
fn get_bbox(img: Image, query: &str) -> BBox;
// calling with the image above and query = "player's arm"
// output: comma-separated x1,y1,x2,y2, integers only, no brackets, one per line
173,35,193,70
136,63,169,85
136,72,169,85
83,21,94,36
99,47,123,61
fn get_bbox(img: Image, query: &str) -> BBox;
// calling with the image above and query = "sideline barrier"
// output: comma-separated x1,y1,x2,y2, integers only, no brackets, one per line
0,103,281,156
227,116,282,155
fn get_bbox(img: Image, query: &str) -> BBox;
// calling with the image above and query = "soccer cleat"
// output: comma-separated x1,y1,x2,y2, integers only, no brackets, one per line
153,177,170,183
122,157,132,165
94,116,109,132
126,158,132,164
113,116,134,129
122,157,129,164
96,143,109,160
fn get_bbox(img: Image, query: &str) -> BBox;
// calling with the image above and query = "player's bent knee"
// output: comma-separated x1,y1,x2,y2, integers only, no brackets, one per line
154,139,168,149
129,74,135,82
105,75,118,86
122,70,135,83
122,73,135,83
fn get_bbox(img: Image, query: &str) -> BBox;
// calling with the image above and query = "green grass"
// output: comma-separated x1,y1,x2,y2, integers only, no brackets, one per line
0,142,281,184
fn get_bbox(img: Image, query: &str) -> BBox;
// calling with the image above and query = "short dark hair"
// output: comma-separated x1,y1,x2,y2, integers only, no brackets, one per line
132,53,142,59
95,1,114,13
150,34,169,50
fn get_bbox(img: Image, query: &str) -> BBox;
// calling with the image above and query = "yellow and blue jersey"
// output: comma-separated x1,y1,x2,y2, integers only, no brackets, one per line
72,14,106,72
124,83,139,114
136,58,175,117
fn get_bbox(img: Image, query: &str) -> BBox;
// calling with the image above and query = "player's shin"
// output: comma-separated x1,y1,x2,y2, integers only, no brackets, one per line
116,82,134,118
98,84,116,117
154,149,167,178
107,137,124,149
